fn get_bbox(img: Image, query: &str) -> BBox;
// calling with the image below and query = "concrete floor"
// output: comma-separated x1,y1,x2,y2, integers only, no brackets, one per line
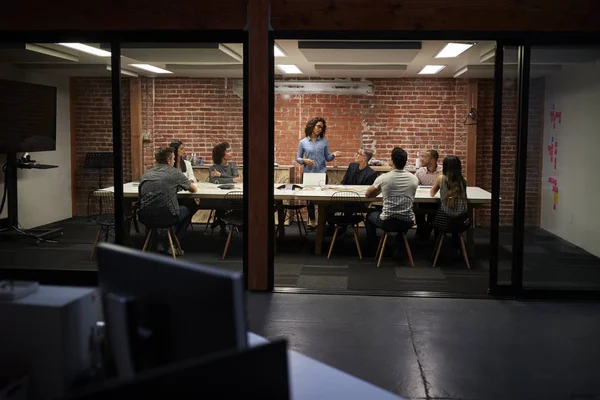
247,292,600,400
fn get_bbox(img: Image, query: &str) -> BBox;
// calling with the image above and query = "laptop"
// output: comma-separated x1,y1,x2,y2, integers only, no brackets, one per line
302,172,327,187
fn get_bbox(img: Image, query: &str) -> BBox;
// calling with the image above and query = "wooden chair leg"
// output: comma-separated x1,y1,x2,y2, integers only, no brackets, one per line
403,232,415,268
432,234,444,268
375,235,384,259
327,226,340,259
90,227,103,260
376,233,388,268
142,229,153,252
353,225,363,260
431,231,443,261
171,228,183,253
458,233,471,269
166,230,177,260
221,228,234,260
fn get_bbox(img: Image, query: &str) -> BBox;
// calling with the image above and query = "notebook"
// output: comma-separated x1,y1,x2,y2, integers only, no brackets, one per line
302,173,327,187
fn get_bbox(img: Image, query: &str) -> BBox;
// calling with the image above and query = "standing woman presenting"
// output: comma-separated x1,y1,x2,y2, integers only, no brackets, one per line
296,117,341,229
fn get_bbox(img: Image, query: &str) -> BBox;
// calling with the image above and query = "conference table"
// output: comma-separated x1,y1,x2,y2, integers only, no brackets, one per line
98,182,492,257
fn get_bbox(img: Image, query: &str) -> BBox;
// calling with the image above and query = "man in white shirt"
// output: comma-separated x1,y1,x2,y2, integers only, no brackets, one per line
365,147,418,260
415,149,442,241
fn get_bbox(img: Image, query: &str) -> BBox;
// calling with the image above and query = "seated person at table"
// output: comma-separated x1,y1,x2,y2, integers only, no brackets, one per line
341,148,377,186
207,142,241,233
209,142,242,184
170,140,199,215
365,147,418,260
430,155,469,260
414,149,442,241
139,147,198,254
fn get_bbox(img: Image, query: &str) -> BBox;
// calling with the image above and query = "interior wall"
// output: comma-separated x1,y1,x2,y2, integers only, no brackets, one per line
0,65,71,229
540,63,600,258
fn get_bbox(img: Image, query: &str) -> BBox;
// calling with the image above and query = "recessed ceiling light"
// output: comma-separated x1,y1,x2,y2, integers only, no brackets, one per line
274,44,286,57
435,43,474,58
277,64,302,74
106,66,139,77
418,65,446,75
129,64,173,74
57,43,111,57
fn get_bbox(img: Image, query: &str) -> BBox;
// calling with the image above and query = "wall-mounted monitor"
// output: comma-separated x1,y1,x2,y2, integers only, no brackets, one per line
0,79,57,153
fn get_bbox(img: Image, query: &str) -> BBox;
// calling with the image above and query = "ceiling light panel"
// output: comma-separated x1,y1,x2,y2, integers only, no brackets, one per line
435,43,474,58
57,43,111,57
277,64,302,74
129,64,173,74
418,65,446,75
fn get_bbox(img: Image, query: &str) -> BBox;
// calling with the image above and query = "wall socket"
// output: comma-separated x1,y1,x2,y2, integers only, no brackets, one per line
142,132,151,142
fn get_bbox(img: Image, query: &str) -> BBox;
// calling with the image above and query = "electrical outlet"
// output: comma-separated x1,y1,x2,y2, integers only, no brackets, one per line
142,132,151,142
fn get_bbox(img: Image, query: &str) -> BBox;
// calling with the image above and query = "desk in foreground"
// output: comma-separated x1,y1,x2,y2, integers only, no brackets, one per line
248,332,403,399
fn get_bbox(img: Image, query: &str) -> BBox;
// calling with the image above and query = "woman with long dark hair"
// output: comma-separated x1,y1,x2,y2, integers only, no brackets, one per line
296,117,341,228
430,155,469,256
169,140,197,183
169,140,199,227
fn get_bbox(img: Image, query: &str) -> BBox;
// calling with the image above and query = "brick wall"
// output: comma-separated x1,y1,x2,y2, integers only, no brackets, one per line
140,78,243,171
72,77,131,216
276,79,469,183
73,76,543,226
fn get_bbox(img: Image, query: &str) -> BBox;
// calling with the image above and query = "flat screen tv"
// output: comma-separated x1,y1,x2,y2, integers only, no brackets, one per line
0,78,57,153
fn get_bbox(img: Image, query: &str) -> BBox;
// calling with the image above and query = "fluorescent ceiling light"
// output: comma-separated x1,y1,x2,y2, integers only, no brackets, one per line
106,66,139,77
418,65,446,75
277,64,302,74
57,43,111,57
129,64,173,74
435,43,474,58
25,44,79,62
274,44,286,57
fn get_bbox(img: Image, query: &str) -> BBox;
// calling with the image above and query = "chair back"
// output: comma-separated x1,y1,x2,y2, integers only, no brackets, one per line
137,181,180,229
222,191,244,226
89,190,115,226
328,191,364,216
383,195,414,223
441,196,468,217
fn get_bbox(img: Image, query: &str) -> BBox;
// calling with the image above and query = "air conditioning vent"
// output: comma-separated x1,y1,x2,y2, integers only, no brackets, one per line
232,80,373,98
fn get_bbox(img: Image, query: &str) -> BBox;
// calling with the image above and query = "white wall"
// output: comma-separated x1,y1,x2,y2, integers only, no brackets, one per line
0,65,72,229
540,62,600,258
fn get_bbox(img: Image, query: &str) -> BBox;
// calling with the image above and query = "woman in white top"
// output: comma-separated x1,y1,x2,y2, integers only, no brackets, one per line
170,140,197,183
170,140,199,218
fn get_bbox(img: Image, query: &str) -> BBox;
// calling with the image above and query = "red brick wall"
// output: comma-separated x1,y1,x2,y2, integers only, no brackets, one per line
72,77,131,216
140,78,243,171
73,76,543,226
276,78,469,183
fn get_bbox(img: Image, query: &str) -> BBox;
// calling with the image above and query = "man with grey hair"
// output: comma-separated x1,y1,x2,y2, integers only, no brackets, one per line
341,148,378,186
